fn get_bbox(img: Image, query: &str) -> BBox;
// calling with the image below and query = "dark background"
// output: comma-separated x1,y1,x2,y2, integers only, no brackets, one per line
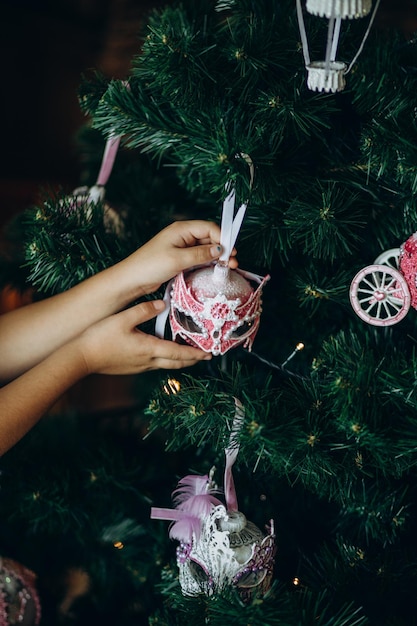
0,0,172,413
0,0,416,225
0,0,173,227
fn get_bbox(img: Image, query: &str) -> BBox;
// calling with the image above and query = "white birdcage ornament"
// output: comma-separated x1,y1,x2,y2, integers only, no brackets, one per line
296,0,381,93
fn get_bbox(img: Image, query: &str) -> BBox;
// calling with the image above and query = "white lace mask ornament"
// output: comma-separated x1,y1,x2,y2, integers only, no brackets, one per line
155,157,270,356
151,399,276,602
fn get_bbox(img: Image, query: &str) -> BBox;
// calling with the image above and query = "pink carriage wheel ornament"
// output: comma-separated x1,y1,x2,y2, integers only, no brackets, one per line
349,264,410,326
373,248,400,269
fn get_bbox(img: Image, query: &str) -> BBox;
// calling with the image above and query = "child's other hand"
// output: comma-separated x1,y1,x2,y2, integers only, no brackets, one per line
125,220,238,296
76,299,211,376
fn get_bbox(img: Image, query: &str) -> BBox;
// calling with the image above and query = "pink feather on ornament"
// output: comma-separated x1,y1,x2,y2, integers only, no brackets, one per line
169,515,202,543
172,474,220,507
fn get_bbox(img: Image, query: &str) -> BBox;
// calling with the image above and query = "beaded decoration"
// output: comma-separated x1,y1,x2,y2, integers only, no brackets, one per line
151,399,276,600
0,558,41,626
169,264,269,356
156,154,270,355
399,232,417,309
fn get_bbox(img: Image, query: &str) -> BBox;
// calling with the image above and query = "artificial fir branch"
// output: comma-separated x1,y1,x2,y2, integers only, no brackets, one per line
153,576,368,626
284,181,367,261
78,70,111,116
23,192,129,295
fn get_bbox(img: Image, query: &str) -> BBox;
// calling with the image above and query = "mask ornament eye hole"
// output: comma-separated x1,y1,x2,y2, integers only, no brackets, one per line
188,558,211,585
174,309,204,334
230,320,253,338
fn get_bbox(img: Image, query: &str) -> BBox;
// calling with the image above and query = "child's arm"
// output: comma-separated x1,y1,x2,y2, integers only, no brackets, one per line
0,299,211,456
0,220,236,383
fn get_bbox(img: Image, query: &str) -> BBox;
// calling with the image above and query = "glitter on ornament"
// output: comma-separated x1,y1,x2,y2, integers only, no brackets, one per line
0,558,41,626
349,234,417,326
399,233,417,309
169,263,269,356
156,154,270,355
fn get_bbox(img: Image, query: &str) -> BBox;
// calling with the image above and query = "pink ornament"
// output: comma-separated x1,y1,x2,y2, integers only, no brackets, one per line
155,154,270,352
399,232,417,308
0,558,41,626
169,263,269,356
349,235,417,326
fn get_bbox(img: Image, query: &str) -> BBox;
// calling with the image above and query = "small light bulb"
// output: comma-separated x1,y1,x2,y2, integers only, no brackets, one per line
293,577,300,586
113,541,124,550
163,378,181,395
281,342,305,368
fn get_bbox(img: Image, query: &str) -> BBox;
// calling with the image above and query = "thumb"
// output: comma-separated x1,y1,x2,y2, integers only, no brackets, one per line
175,243,223,272
126,299,166,326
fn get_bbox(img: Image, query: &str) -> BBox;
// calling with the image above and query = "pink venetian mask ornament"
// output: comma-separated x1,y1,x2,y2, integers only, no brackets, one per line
156,164,270,356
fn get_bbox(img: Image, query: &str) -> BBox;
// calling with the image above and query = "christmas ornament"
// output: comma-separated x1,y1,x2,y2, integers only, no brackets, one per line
155,156,270,356
306,0,372,18
151,399,276,602
349,236,417,326
66,135,124,235
296,0,381,92
0,557,41,626
168,263,269,356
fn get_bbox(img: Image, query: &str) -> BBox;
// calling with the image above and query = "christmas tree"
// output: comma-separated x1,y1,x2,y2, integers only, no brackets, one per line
1,0,417,624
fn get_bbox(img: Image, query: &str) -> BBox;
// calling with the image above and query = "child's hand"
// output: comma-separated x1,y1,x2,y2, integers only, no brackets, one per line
118,220,238,297
0,299,211,456
75,299,211,376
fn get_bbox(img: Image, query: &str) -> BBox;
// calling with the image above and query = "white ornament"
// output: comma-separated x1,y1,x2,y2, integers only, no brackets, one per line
296,0,381,92
151,400,276,602
307,60,347,93
177,505,273,598
306,0,372,19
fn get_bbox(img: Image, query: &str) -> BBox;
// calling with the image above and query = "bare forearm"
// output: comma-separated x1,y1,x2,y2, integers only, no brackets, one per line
0,261,141,382
0,296,211,456
0,220,229,383
0,340,88,456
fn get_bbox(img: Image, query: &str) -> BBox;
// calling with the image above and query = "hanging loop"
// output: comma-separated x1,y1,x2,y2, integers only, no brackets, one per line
219,153,254,263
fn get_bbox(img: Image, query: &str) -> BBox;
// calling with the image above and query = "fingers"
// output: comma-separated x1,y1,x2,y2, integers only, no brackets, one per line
127,301,213,366
171,243,221,273
143,330,211,364
173,243,239,273
124,300,213,365
123,299,166,326
151,346,212,370
152,356,209,370
165,220,222,247
165,234,238,273
164,221,238,257
127,219,239,300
